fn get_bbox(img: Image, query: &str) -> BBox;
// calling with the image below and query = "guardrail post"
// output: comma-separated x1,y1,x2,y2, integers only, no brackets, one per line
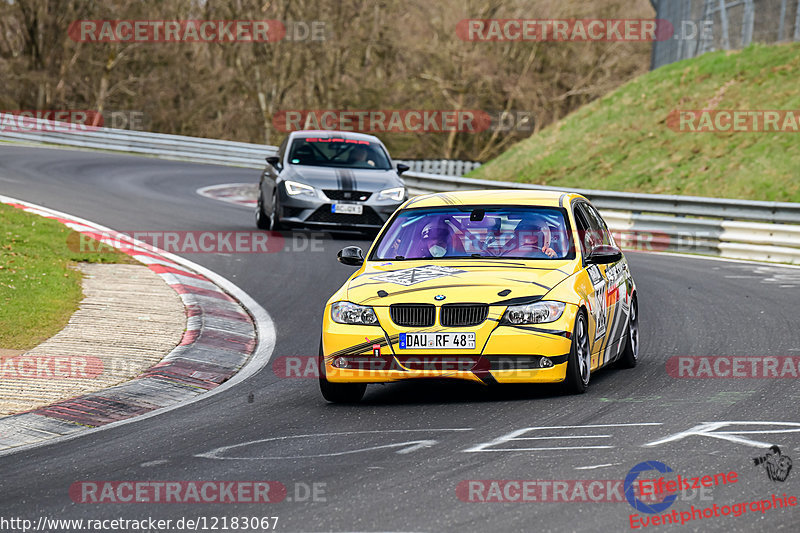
795,0,800,40
742,0,755,46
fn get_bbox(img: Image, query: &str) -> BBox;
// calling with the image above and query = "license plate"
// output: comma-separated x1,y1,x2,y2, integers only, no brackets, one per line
331,203,363,215
398,332,475,349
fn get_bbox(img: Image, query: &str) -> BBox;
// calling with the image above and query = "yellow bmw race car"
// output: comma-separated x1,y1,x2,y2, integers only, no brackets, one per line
319,190,639,403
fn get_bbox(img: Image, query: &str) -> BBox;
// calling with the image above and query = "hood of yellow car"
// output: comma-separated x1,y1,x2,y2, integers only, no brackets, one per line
346,259,577,306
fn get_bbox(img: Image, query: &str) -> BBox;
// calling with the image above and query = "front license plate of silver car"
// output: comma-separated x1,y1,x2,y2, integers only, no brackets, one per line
332,203,363,215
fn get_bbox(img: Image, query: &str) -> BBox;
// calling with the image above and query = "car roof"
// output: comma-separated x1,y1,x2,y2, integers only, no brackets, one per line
402,189,586,209
289,130,383,144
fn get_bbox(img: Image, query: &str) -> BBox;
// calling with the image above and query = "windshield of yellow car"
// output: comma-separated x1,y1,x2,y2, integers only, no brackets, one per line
370,206,574,260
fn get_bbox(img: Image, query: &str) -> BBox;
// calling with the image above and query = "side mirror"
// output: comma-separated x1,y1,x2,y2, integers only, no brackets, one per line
337,246,364,267
396,163,410,175
265,156,281,169
586,245,623,265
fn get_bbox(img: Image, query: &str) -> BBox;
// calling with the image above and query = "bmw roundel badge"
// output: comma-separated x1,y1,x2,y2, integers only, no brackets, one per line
434,294,446,301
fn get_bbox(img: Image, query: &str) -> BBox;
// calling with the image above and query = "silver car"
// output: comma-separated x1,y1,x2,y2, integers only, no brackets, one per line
256,130,408,233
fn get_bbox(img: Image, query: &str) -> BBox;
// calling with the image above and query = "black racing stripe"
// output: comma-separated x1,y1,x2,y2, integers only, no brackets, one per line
490,295,543,306
451,263,563,271
474,370,499,385
340,169,356,191
544,353,569,365
501,278,552,291
484,354,570,368
328,334,401,359
353,282,469,298
503,325,570,338
335,168,343,190
439,193,458,205
405,195,429,207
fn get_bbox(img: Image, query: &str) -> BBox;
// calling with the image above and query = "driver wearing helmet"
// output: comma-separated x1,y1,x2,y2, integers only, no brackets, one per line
420,221,453,258
507,217,557,258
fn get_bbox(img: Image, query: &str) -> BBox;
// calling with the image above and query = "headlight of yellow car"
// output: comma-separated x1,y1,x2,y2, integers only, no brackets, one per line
501,301,565,325
331,301,379,325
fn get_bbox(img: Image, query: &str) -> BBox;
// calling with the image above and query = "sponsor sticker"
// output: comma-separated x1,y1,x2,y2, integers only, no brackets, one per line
371,265,466,286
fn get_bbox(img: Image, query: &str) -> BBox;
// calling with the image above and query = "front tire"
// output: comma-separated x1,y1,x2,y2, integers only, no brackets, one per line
563,311,591,394
617,296,639,368
270,191,284,231
255,192,271,230
319,341,366,403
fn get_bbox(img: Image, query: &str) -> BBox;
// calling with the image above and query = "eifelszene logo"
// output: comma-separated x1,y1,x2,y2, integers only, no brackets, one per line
624,461,677,514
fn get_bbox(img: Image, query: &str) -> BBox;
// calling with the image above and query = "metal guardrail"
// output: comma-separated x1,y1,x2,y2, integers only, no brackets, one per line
0,115,480,176
395,159,481,175
1,113,798,264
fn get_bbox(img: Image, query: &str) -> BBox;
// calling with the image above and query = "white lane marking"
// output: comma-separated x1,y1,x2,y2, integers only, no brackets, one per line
208,439,439,459
629,250,800,270
479,446,614,451
196,429,473,460
512,435,612,440
396,440,438,454
464,423,661,453
575,463,621,470
0,194,277,458
196,183,257,209
140,459,169,467
644,421,800,449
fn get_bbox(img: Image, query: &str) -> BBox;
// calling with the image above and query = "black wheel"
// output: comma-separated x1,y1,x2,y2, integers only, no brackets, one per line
255,191,271,230
563,311,591,394
270,191,284,231
617,296,639,368
318,341,366,403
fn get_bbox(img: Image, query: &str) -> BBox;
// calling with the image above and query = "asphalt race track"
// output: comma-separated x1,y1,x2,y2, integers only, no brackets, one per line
1,144,799,532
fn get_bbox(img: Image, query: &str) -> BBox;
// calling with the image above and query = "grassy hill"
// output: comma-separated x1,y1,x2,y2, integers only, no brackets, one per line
469,42,800,202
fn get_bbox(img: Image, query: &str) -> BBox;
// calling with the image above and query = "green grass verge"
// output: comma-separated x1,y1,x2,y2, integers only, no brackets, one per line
470,42,800,202
0,202,136,349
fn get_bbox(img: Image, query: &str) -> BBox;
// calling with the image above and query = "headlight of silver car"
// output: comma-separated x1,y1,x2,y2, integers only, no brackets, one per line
501,301,565,325
284,180,317,198
377,187,405,202
331,301,379,325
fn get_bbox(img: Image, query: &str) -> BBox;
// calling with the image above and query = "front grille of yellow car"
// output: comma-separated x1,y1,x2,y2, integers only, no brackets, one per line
440,304,489,327
389,304,435,327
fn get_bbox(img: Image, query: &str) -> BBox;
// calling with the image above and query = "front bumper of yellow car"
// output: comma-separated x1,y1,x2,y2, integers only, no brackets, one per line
321,303,578,384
